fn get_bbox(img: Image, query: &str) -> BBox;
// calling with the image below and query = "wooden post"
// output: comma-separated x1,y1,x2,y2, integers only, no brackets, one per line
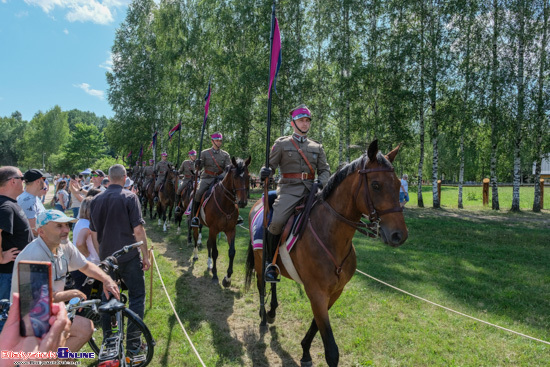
149,247,154,309
437,180,441,203
539,178,544,209
483,178,490,206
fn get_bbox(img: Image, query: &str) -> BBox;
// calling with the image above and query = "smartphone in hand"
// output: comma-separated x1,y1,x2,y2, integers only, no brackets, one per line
18,261,53,337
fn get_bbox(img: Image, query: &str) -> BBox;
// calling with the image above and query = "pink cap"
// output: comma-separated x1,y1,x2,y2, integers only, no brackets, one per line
149,159,155,163
188,150,197,156
291,107,311,120
211,132,223,140
161,152,168,157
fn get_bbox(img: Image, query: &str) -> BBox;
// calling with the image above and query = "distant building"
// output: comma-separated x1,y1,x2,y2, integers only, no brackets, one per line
534,154,550,182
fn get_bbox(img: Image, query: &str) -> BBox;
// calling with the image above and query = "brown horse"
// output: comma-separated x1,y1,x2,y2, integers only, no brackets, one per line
141,177,156,220
245,140,408,367
157,168,177,232
193,156,251,286
175,179,193,234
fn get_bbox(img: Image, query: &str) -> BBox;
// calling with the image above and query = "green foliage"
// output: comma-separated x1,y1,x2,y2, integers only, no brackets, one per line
91,156,120,173
0,112,27,166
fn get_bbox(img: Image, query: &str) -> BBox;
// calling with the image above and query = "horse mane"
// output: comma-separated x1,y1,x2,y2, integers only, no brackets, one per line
319,151,393,201
231,158,246,176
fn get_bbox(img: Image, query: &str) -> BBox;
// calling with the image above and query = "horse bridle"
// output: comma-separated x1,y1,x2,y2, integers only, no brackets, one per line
322,156,403,238
213,166,247,219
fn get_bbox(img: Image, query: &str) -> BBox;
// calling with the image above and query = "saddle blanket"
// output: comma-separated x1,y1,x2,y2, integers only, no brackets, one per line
250,193,303,285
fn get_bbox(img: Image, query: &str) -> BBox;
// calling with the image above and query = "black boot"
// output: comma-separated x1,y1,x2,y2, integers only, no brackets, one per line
174,194,181,213
237,215,244,225
190,201,200,227
264,231,281,283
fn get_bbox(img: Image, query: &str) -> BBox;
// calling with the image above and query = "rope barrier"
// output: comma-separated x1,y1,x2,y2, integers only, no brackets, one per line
356,269,550,346
151,250,207,366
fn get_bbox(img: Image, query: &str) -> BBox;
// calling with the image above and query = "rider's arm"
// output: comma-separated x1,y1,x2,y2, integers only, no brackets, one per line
78,262,120,300
316,146,331,187
133,224,150,271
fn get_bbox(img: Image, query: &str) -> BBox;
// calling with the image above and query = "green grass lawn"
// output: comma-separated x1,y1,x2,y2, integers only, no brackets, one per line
78,190,549,366
410,185,542,211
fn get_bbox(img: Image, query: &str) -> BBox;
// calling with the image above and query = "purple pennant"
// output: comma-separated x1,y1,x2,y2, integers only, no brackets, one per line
203,81,211,127
268,17,282,98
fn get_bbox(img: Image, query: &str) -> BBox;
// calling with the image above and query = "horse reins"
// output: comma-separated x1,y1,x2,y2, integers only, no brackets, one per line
212,167,246,220
309,157,402,275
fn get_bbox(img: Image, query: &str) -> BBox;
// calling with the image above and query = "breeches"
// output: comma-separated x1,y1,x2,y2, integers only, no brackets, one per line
268,192,304,235
194,178,215,202
155,177,165,190
177,179,192,195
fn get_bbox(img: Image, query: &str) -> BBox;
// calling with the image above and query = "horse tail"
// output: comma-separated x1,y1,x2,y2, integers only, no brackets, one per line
244,239,254,291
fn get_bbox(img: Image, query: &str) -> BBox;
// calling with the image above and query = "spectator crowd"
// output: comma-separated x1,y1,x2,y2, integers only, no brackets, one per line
0,164,149,364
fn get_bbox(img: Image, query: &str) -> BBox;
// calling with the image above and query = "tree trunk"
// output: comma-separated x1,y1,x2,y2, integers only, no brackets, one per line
490,0,500,210
533,0,548,212
430,0,440,208
417,0,426,208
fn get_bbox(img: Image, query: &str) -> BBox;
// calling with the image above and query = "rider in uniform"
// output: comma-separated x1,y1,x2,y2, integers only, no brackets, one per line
190,132,231,227
260,104,330,282
153,152,173,202
142,159,155,190
132,160,141,181
175,150,197,213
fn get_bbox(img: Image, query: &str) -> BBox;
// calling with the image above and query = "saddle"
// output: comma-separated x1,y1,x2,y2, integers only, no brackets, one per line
280,181,321,246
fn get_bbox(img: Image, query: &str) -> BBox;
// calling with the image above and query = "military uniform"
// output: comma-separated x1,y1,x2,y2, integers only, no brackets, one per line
193,147,231,202
132,164,141,180
177,160,195,195
267,134,330,235
154,160,173,191
143,165,155,187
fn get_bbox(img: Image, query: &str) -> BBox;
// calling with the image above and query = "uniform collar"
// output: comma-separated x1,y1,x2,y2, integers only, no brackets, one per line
292,133,308,143
212,148,220,153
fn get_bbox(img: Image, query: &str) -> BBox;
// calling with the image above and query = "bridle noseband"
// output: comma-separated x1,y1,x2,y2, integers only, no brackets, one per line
213,166,248,220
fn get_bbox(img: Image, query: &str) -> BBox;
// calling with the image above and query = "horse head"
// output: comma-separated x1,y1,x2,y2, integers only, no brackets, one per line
224,156,251,208
356,139,407,247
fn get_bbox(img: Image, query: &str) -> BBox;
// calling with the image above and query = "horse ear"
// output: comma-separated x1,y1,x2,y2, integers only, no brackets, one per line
367,140,379,162
231,156,237,167
245,155,251,167
386,143,402,163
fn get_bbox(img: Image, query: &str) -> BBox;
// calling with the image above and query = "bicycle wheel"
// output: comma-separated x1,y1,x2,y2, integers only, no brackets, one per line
81,308,101,354
121,308,155,367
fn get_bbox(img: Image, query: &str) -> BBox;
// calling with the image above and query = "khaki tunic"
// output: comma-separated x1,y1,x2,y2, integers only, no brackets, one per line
194,148,231,202
143,166,155,187
155,160,173,190
177,160,195,195
267,135,330,234
132,165,141,180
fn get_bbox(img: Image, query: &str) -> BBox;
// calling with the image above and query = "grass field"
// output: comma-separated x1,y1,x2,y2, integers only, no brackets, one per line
410,185,543,211
77,188,549,366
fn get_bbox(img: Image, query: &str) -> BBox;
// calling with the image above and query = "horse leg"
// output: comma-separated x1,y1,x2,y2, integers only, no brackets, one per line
221,230,236,288
207,232,218,284
192,226,199,261
197,224,203,246
187,218,193,246
267,282,278,324
163,210,167,232
301,290,343,367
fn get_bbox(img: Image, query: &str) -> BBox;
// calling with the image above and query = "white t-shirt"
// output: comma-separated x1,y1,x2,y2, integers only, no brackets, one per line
400,179,408,193
17,190,45,219
72,219,100,264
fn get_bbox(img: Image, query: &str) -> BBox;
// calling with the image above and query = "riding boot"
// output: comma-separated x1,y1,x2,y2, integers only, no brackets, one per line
174,194,181,213
237,215,244,225
190,201,200,227
264,231,281,283
153,190,159,203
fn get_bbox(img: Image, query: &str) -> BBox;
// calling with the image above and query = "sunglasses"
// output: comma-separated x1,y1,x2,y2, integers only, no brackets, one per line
10,176,24,180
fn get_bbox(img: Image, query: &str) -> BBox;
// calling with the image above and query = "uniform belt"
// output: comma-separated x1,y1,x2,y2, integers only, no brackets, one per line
282,173,315,180
205,169,222,176
184,175,192,178
159,171,166,174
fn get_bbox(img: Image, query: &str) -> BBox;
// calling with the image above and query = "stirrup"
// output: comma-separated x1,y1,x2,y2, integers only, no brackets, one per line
175,206,181,213
190,217,200,227
236,216,244,225
265,263,280,283
153,196,158,203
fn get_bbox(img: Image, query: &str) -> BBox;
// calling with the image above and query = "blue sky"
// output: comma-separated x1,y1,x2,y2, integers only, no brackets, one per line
0,0,131,121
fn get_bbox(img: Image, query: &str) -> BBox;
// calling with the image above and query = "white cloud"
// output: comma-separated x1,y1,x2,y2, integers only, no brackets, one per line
63,28,68,34
99,52,113,72
23,0,129,25
15,11,29,18
74,83,104,100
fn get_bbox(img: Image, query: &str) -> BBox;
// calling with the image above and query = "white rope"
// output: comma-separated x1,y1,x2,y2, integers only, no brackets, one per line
151,250,207,366
356,269,550,346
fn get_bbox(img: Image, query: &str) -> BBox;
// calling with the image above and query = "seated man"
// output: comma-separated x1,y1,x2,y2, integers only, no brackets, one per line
11,210,120,352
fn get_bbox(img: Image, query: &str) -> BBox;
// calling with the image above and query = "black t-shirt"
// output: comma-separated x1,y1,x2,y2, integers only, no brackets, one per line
0,195,33,273
89,185,145,263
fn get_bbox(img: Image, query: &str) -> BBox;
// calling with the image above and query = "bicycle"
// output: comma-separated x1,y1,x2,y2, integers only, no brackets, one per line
68,241,155,367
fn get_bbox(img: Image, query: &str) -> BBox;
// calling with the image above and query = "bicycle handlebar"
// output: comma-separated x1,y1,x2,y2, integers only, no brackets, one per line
83,241,144,286
66,297,101,320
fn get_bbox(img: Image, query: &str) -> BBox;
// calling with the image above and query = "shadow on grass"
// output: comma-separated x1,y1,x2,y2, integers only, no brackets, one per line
354,207,550,333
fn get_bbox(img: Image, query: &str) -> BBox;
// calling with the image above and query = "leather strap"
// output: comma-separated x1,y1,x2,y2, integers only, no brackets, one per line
290,139,315,176
282,173,315,180
205,169,220,176
207,149,223,174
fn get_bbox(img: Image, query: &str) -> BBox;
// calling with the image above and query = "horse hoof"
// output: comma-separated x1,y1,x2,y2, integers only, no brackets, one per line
157,219,161,226
222,276,231,288
177,227,180,234
212,277,219,284
193,256,198,262
259,323,268,333
300,360,313,367
267,313,276,324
